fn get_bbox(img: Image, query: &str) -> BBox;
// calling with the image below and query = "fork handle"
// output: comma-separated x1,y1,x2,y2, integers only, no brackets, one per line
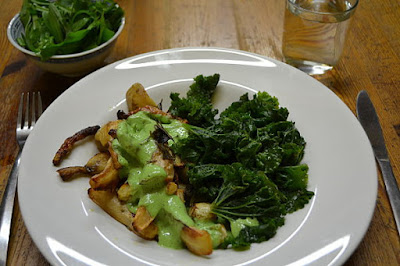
0,149,21,266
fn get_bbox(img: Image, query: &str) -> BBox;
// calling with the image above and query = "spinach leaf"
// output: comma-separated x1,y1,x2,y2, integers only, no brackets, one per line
17,0,124,60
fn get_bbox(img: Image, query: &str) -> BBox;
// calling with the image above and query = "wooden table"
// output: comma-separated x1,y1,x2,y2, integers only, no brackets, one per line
0,0,399,265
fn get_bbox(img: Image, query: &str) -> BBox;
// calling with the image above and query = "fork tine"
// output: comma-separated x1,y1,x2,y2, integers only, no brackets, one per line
17,93,24,130
23,93,29,129
31,92,36,128
37,92,42,117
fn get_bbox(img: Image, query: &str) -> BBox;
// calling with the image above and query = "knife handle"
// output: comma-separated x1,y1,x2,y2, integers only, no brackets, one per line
378,159,400,234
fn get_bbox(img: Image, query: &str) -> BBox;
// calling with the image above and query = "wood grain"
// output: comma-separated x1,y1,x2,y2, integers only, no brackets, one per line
0,0,399,265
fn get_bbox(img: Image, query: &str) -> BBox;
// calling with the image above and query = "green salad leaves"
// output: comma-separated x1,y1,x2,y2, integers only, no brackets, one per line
169,74,314,249
17,0,124,60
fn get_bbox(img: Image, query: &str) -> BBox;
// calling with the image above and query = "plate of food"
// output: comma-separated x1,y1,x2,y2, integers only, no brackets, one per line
18,47,377,266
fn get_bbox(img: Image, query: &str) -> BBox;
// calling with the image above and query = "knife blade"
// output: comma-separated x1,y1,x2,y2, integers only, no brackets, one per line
356,90,400,234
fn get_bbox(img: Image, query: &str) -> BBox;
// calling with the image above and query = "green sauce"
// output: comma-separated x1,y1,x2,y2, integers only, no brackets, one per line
195,220,226,248
112,111,194,249
138,190,194,249
156,209,184,249
230,218,259,238
112,111,190,200
138,189,194,226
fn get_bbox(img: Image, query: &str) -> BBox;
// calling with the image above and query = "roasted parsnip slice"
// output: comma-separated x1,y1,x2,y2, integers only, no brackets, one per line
88,188,133,230
133,221,158,240
181,226,213,256
189,203,216,221
132,206,155,232
95,120,122,148
211,224,228,247
56,152,110,181
85,152,110,174
151,148,174,183
176,188,185,203
166,182,178,195
126,83,157,111
53,125,100,166
117,183,131,202
108,142,122,169
57,166,87,181
89,158,119,190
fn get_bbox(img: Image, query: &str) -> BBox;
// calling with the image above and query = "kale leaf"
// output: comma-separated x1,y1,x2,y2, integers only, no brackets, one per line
170,74,314,249
168,74,219,127
221,217,285,249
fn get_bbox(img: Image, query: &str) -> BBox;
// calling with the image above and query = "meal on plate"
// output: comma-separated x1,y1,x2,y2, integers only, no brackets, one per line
52,74,314,255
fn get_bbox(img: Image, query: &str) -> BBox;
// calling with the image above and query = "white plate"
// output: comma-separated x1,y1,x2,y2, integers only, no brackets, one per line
18,47,377,266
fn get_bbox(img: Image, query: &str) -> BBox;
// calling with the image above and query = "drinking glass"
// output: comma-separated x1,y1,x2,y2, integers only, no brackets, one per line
282,0,359,75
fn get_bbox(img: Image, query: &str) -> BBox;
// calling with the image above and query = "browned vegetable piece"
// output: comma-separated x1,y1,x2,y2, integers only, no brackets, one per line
132,206,159,240
57,166,87,181
189,203,216,221
181,226,213,255
95,120,121,148
108,129,117,139
56,152,110,181
89,158,119,190
212,224,228,247
174,156,185,168
137,106,184,121
133,221,158,240
53,125,100,166
117,183,131,202
117,105,188,124
176,188,185,203
126,83,157,112
108,142,121,169
151,148,174,183
88,188,133,231
117,110,131,120
166,182,178,195
85,152,110,174
132,206,155,232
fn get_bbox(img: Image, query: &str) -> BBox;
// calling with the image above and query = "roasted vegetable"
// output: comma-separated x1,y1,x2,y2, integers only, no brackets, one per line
88,188,133,230
56,166,87,181
132,206,156,232
53,125,100,166
95,120,121,148
181,226,213,256
126,83,157,111
89,158,119,190
189,203,216,221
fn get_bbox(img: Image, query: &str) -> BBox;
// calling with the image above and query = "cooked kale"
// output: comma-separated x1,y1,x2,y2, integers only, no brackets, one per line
168,74,219,127
170,74,314,249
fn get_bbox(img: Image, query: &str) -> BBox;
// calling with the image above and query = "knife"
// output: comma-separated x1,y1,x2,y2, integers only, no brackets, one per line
356,90,400,234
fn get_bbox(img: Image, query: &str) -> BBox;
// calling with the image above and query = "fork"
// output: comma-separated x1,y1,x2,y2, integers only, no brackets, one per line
0,92,42,265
